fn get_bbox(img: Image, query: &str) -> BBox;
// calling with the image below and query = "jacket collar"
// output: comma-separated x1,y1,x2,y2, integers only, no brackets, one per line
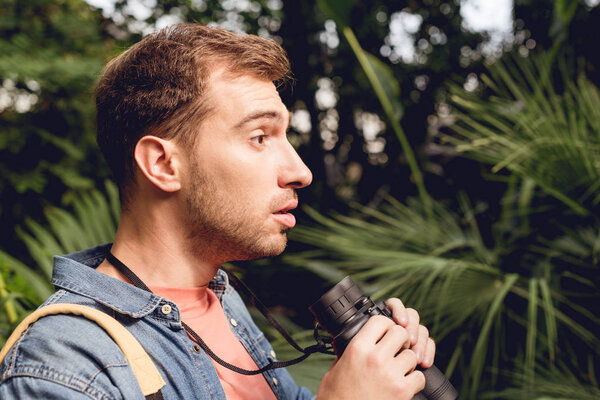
51,243,229,318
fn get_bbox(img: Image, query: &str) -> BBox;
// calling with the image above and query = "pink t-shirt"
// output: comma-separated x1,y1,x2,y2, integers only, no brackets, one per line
150,285,277,400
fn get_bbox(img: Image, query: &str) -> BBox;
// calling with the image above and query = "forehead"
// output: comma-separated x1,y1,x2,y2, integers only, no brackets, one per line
205,69,289,123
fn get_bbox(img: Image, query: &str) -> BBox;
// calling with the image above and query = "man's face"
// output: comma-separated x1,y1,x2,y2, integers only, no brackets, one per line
182,69,312,263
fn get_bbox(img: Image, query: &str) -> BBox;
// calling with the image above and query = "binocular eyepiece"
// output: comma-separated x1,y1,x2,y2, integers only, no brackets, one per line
310,276,458,400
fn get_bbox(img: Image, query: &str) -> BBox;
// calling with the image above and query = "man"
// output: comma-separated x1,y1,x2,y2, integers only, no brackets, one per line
0,24,435,399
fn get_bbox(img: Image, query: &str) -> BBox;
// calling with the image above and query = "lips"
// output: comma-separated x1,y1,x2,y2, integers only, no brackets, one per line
271,199,298,228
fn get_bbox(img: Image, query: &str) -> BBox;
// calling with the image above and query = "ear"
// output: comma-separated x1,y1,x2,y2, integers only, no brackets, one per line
134,136,182,193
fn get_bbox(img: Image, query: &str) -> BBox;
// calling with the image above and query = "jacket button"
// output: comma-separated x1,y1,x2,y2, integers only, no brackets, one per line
229,318,238,327
270,349,277,359
272,377,279,387
161,304,172,315
192,344,201,353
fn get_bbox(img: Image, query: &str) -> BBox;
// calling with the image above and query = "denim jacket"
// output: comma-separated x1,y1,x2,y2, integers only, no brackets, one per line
0,244,313,399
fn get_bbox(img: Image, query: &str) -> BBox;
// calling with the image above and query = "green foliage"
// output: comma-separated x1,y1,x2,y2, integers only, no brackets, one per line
288,199,501,334
0,0,116,253
488,363,600,399
316,0,356,27
0,249,53,343
288,50,600,398
319,0,431,216
289,198,599,397
444,54,600,215
0,181,119,344
1,0,599,397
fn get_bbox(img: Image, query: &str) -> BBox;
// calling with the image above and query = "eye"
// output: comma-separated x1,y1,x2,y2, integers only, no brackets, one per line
250,134,268,145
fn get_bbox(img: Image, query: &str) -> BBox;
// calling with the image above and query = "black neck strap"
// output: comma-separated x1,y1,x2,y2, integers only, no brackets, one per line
105,252,334,376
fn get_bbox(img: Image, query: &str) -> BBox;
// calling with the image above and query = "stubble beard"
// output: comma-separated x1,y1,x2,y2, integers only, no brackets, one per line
184,162,288,263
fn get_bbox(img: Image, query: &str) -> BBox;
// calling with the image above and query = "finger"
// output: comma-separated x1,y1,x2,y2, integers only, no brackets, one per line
385,298,408,326
404,369,426,394
352,315,396,345
394,348,418,375
406,308,420,345
421,338,436,368
412,325,429,364
376,324,410,356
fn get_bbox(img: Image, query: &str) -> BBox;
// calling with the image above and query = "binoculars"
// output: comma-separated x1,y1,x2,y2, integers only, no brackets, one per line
310,276,458,400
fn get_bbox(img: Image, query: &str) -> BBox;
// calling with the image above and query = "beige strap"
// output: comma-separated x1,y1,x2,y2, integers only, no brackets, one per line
0,303,165,396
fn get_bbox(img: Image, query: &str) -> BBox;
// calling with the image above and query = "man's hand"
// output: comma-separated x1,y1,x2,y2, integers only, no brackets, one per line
316,299,436,399
316,316,425,400
385,298,436,368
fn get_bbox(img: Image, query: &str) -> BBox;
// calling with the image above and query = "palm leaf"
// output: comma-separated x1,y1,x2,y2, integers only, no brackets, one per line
18,181,119,260
0,182,119,343
288,189,599,398
443,54,600,215
486,362,600,399
0,250,53,303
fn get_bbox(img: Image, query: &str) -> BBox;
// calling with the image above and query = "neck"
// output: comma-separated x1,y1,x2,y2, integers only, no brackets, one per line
97,205,221,288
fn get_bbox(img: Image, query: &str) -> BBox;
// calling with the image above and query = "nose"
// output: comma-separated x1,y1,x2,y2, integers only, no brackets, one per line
279,141,313,189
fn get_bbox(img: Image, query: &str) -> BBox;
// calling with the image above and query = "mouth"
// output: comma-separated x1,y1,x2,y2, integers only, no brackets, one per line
271,200,298,228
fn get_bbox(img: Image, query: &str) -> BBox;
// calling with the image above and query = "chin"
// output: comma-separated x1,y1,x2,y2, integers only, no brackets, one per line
234,234,287,262
262,234,288,256
265,237,288,257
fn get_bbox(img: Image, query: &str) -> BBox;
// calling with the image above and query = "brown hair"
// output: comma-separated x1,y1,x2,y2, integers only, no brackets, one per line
96,23,291,201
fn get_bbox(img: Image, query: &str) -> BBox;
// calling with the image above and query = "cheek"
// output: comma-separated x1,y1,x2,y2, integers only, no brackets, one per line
214,160,262,188
194,140,279,195
216,150,277,185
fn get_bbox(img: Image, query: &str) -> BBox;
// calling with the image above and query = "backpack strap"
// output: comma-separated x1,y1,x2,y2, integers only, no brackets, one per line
0,303,166,399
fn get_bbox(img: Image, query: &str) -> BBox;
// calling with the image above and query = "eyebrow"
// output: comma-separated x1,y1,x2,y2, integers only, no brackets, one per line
233,110,292,130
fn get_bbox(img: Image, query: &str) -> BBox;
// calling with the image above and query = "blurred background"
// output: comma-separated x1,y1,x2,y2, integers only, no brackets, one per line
1,0,599,398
